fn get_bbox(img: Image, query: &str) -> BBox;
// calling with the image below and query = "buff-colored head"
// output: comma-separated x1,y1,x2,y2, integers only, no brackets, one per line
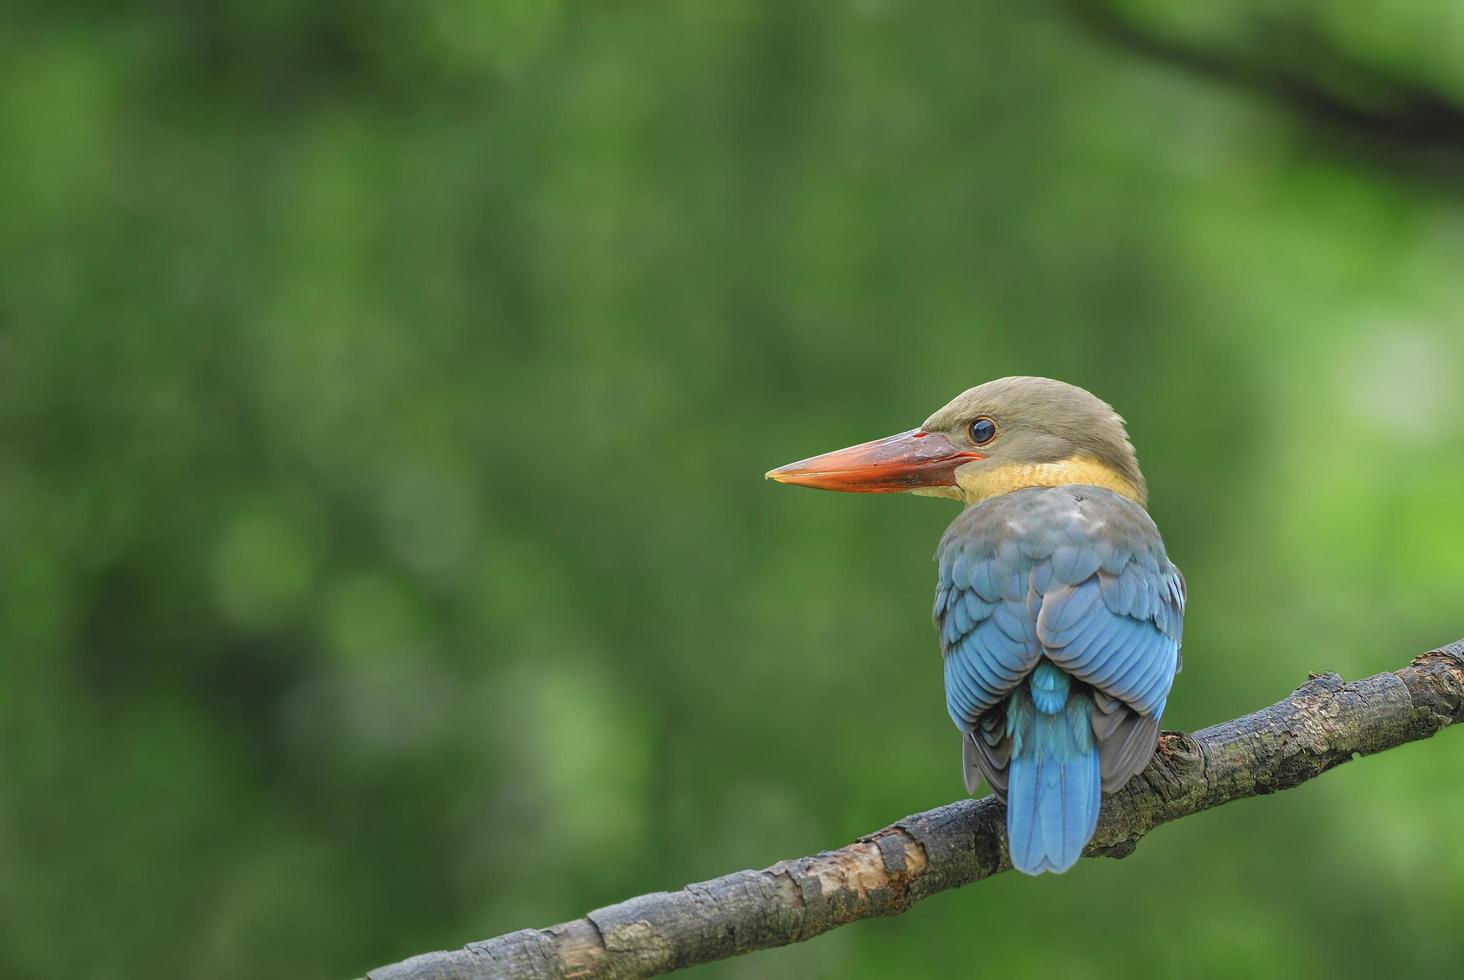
767,376,1148,507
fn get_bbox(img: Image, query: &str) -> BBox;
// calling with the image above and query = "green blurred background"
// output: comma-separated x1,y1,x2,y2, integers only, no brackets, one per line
4,2,1464,977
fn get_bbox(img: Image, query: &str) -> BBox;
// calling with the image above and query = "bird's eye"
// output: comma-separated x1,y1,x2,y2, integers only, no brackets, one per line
968,417,997,446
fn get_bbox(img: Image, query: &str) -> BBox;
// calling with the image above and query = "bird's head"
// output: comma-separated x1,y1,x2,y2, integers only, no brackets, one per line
766,376,1148,507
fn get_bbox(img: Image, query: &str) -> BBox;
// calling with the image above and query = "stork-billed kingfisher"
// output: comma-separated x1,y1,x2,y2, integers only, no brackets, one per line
767,377,1184,875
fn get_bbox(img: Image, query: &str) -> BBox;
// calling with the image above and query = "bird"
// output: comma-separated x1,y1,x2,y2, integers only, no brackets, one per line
766,376,1184,875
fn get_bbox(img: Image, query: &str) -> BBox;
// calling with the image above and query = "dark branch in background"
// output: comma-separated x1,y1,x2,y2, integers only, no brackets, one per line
1066,0,1464,158
364,638,1464,980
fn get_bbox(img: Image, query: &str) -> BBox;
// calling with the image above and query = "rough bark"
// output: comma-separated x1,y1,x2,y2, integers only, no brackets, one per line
365,638,1464,980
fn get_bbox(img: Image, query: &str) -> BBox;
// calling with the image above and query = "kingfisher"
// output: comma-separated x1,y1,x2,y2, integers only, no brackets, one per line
767,377,1184,875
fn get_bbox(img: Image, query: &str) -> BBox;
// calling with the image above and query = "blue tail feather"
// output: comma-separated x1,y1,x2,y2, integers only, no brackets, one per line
1006,661,1101,875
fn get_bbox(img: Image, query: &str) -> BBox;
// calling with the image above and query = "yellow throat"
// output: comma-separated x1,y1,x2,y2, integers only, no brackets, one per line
943,455,1147,507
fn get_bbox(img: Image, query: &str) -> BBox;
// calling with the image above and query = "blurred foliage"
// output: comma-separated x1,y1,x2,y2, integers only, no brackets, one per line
2,2,1464,978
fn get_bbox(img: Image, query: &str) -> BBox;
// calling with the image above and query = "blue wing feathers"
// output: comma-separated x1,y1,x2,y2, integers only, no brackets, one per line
1034,571,1181,719
991,602,1033,648
944,660,980,726
1050,542,1103,585
950,598,973,638
956,636,1003,692
1098,569,1134,616
1040,578,1101,636
949,643,991,698
1028,559,1054,596
1115,644,1163,698
1075,613,1128,667
963,590,993,624
948,551,969,589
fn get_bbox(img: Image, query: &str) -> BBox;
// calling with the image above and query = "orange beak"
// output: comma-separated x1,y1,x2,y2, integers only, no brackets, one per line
765,429,985,493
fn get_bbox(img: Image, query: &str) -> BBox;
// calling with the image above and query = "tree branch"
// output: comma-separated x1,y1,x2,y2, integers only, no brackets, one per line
364,638,1464,980
1066,0,1464,158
